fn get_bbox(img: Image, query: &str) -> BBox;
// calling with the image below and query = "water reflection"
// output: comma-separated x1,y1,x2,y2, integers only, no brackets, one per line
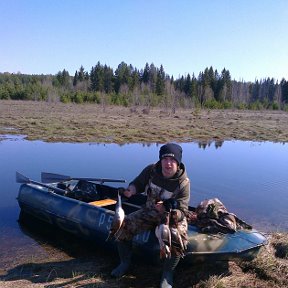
0,137,287,267
198,140,224,149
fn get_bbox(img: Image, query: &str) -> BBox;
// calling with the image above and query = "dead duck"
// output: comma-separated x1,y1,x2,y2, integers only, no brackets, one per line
155,211,171,259
106,191,125,241
169,210,185,257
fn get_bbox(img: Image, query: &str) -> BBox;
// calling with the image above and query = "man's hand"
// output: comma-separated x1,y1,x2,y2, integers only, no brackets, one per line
121,185,136,198
123,189,133,198
155,201,166,213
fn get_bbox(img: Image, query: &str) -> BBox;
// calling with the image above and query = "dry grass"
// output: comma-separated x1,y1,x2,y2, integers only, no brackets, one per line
0,224,287,288
1,100,288,143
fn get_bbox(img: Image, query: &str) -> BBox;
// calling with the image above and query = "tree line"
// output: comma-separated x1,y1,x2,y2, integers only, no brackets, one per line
1,61,288,111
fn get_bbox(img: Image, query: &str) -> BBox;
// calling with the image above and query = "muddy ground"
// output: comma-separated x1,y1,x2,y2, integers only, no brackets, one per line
0,100,287,287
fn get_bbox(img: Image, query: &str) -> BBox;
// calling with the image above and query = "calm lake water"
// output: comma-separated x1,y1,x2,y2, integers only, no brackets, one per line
0,136,287,268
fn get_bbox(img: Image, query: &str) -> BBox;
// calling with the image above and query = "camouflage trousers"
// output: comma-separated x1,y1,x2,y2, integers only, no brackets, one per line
115,207,188,254
115,207,161,241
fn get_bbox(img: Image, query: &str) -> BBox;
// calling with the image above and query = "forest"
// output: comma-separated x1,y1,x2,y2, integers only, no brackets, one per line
1,61,288,111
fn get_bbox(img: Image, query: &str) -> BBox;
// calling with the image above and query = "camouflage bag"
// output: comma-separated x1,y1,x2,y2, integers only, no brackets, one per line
187,198,252,234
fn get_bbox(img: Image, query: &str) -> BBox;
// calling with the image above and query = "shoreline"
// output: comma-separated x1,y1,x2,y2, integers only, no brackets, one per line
1,100,288,144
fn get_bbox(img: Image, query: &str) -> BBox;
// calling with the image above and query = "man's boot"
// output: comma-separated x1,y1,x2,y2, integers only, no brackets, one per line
111,240,132,277
160,255,181,288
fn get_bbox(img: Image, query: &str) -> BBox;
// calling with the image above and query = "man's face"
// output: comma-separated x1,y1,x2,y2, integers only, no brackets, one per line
161,156,178,178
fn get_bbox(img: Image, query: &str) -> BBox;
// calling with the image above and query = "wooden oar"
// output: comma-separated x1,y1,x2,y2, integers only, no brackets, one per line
41,172,126,184
16,172,67,195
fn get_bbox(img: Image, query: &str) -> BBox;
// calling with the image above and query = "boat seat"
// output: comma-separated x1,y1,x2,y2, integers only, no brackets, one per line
89,198,117,207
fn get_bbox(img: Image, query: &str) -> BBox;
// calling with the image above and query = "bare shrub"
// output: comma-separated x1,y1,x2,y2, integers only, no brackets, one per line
130,107,137,113
142,108,150,115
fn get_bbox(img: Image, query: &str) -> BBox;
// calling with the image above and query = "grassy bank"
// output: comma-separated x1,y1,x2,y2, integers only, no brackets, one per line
0,232,287,288
1,100,288,143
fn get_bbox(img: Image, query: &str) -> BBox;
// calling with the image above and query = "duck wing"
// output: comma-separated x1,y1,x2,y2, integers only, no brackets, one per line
170,226,185,257
155,224,171,259
155,212,172,259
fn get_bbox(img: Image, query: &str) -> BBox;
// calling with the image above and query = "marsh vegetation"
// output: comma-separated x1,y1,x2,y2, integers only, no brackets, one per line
1,100,288,143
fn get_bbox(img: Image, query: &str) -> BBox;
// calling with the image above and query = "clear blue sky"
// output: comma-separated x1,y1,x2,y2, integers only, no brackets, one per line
1,0,287,82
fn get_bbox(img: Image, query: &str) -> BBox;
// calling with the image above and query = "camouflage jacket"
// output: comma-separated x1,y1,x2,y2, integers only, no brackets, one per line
130,162,190,218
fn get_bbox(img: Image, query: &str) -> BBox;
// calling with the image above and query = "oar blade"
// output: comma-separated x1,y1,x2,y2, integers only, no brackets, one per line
41,172,71,183
16,172,30,184
41,172,126,183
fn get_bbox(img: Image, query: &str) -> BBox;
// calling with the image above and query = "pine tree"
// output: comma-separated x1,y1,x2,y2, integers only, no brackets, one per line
156,64,165,95
90,62,104,92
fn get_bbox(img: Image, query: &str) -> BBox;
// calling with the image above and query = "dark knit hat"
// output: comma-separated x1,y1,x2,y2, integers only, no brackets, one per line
159,143,182,165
